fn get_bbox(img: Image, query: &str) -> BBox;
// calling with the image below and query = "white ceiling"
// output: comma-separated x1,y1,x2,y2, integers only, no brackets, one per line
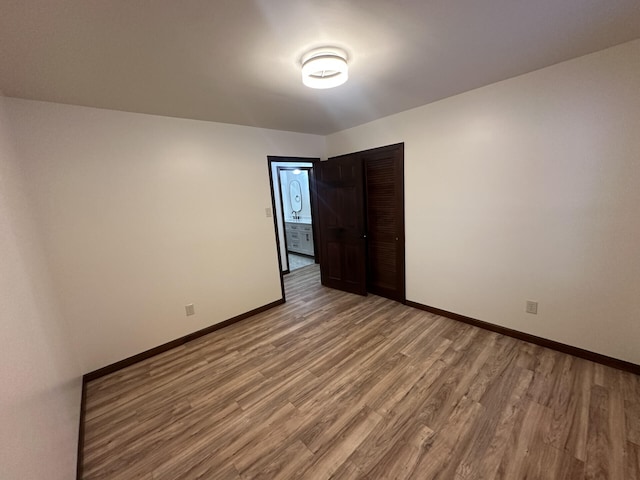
2,0,639,135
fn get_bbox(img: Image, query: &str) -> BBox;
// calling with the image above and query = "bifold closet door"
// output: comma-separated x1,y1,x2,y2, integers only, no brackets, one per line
317,143,405,302
363,144,405,302
316,155,367,296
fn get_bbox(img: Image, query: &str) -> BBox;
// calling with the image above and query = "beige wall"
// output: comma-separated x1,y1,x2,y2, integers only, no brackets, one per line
4,99,325,373
326,39,640,364
0,97,82,479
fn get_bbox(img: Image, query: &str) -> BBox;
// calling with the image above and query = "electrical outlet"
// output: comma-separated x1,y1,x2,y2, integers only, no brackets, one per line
265,207,272,217
526,300,538,315
185,304,195,316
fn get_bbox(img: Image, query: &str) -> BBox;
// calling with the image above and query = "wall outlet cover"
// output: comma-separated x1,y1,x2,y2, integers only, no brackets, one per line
185,304,195,316
526,300,538,315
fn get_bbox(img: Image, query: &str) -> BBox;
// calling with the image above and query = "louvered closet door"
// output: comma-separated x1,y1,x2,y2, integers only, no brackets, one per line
363,144,405,302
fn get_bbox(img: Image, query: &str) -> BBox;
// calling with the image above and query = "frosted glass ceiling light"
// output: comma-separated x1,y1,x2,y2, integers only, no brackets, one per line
301,47,348,89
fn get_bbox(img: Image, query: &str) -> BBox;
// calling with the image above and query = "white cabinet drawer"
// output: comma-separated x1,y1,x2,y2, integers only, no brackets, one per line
285,222,314,255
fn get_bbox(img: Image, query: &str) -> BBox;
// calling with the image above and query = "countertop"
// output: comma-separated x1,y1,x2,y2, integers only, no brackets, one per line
285,218,312,225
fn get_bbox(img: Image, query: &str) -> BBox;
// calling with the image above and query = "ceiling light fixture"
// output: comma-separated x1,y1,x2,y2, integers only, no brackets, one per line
301,47,348,89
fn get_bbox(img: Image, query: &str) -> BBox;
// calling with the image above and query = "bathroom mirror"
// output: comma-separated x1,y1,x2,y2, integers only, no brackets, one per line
289,180,302,213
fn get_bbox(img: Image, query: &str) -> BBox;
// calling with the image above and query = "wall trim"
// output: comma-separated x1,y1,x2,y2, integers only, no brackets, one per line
76,379,87,480
406,300,640,376
76,297,284,478
83,298,285,382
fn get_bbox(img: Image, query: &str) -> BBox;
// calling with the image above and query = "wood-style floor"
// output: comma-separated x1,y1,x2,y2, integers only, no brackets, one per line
82,265,640,479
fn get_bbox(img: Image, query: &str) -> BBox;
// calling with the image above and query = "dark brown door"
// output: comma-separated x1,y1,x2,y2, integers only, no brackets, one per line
316,155,367,295
363,144,405,302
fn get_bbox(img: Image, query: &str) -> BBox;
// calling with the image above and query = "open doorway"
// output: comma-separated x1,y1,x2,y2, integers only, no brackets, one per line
267,156,320,278
278,166,315,271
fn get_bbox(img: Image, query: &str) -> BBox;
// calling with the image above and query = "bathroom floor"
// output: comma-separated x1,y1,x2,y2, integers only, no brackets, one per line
288,253,315,271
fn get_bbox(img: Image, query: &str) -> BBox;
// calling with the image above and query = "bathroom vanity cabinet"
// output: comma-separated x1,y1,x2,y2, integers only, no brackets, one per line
284,222,314,256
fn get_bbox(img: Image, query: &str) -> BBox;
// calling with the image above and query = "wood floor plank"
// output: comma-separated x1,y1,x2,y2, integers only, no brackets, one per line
453,367,534,480
294,406,382,480
523,442,585,480
495,399,548,480
359,422,433,479
556,359,593,462
409,395,485,479
585,385,624,480
82,264,639,479
239,440,314,480
627,441,640,479
327,460,364,480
